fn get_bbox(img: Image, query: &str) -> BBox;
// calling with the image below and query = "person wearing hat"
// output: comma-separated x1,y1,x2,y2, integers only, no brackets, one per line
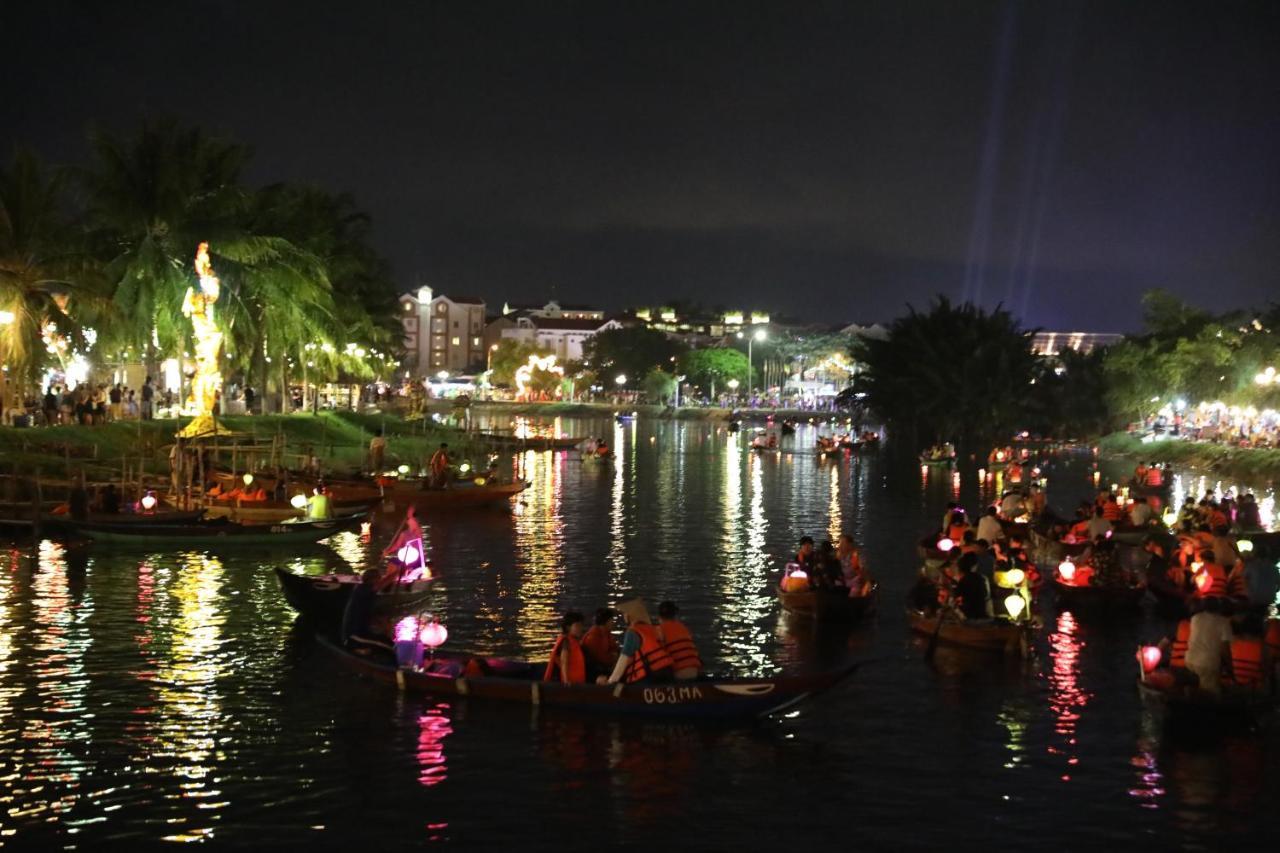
598,599,673,685
580,607,620,679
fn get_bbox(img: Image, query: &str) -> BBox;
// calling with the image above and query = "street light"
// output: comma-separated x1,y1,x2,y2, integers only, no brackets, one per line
487,343,499,372
615,374,627,386
747,327,766,395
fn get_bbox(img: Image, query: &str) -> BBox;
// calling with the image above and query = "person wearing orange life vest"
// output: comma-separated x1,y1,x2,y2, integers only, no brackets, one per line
657,601,702,680
428,443,452,489
598,599,674,685
1101,495,1125,524
543,611,587,685
1225,635,1266,688
581,607,620,679
1192,551,1231,599
1145,463,1163,488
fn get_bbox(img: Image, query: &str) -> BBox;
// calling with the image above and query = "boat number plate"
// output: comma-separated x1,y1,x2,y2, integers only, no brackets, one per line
642,685,704,704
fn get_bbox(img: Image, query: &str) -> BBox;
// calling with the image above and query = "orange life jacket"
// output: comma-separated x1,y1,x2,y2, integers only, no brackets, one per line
1226,565,1247,598
1069,521,1089,540
947,523,968,543
1194,562,1229,598
1171,620,1191,668
580,626,619,668
659,620,702,673
1227,638,1265,687
623,623,674,683
1102,502,1124,522
1209,511,1228,530
1145,468,1163,486
543,635,586,684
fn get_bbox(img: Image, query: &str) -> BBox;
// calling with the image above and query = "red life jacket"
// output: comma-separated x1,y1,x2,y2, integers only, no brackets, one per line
623,623,674,683
1102,502,1124,522
1227,638,1265,687
1171,620,1191,668
1145,468,1163,486
947,523,968,543
580,625,619,668
659,620,702,673
1194,562,1229,598
543,635,586,684
1226,565,1247,598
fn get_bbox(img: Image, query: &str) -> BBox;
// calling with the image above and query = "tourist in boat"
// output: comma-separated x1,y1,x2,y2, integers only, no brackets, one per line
581,608,619,678
242,482,268,502
1236,493,1262,530
1143,536,1188,605
657,601,702,680
954,553,993,620
976,506,1004,544
837,533,871,595
940,501,961,532
581,437,598,456
999,490,1025,520
1129,496,1154,527
1101,494,1125,524
946,510,970,545
598,599,674,685
543,611,587,685
1184,597,1233,694
1134,462,1149,485
1210,526,1241,570
1144,463,1164,488
429,443,452,489
341,568,393,654
794,536,817,578
1086,505,1112,540
595,439,610,458
1193,550,1231,598
307,486,331,520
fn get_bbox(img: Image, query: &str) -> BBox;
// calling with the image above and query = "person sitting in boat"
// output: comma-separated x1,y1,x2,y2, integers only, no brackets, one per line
543,611,587,685
582,437,598,456
1183,597,1234,695
1101,494,1125,524
837,533,871,596
207,480,226,499
998,490,1025,520
816,540,845,588
1143,536,1188,605
1144,463,1163,488
1236,493,1262,530
976,506,1004,544
1193,550,1231,599
307,486,331,520
598,599,674,685
1134,462,1149,485
241,482,268,502
940,502,961,534
794,536,818,580
341,568,393,655
1210,526,1241,571
595,440,610,459
946,510,970,545
581,608,620,679
954,553,993,620
1086,506,1112,541
1128,496,1154,527
657,601,702,680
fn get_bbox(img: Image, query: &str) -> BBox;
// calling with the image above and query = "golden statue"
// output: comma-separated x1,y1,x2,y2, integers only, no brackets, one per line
177,242,224,438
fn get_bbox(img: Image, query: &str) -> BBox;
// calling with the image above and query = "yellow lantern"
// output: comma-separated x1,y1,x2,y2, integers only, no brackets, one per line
1003,594,1026,620
242,473,254,486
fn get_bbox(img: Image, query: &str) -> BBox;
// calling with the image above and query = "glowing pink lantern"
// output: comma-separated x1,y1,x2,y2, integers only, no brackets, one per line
420,619,448,649
394,616,420,643
1104,529,1113,539
1194,570,1212,594
1139,646,1162,674
936,538,955,553
1058,560,1077,583
398,540,422,566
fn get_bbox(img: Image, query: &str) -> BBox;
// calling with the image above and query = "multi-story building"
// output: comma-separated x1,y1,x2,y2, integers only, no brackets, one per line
400,286,486,374
1030,331,1124,356
485,314,622,363
501,300,605,321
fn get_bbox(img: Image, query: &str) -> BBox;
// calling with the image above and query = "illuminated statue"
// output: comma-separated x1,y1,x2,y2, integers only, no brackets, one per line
177,242,224,437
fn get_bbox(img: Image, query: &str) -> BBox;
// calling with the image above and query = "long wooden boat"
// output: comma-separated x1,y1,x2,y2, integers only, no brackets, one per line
379,479,529,510
316,634,859,719
1138,678,1273,729
907,608,1031,656
1052,576,1146,611
778,585,877,621
65,513,365,546
275,567,434,625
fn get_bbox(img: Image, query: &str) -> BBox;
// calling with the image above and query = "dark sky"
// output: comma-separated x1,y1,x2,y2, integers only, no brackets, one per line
6,1,1279,331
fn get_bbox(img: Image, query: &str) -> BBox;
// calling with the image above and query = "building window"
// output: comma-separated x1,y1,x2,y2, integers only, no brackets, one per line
451,337,461,346
472,337,481,346
437,304,446,314
452,320,459,329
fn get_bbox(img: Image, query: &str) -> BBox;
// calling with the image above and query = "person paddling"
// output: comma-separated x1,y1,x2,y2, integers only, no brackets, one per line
598,599,673,685
657,601,702,680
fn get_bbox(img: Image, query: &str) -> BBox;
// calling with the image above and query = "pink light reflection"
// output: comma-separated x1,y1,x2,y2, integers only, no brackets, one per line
417,703,453,788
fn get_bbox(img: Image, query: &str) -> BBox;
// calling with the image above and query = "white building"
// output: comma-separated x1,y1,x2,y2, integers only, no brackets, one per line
1030,331,1123,356
400,286,487,374
486,315,621,362
501,300,604,321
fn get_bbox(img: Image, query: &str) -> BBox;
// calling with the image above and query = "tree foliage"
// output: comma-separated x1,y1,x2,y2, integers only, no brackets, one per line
678,347,749,394
582,326,688,389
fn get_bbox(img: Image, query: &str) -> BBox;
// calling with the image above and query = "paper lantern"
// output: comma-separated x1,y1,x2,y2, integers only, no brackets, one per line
394,616,419,643
398,464,411,475
1139,646,1162,674
936,538,955,553
474,476,487,486
290,494,308,509
360,521,372,538
1058,561,1076,582
242,473,254,486
1003,594,1025,620
1194,570,1212,593
1238,539,1254,554
420,619,448,649
1004,568,1025,587
459,462,471,474
140,494,157,511
397,540,422,566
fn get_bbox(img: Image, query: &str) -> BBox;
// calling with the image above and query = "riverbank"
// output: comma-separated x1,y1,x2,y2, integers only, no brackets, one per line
1097,432,1280,483
449,400,848,421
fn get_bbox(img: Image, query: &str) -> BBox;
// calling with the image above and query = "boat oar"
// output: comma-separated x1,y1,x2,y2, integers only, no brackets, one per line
924,604,951,662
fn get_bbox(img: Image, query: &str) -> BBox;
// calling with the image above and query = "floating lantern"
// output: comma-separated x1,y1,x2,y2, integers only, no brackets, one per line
1058,560,1076,582
290,494,308,510
1139,646,1162,674
243,473,254,486
1238,539,1254,554
1004,568,1026,587
1003,594,1025,620
397,464,411,475
936,538,955,553
140,494,157,511
420,618,448,649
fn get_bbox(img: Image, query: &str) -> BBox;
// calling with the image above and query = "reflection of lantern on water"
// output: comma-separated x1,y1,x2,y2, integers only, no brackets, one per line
417,703,453,789
1047,611,1091,781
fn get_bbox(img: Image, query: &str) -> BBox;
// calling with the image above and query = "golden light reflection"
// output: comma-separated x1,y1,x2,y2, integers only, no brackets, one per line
1046,611,1090,782
718,447,773,676
325,530,369,570
827,464,842,542
607,419,627,589
997,700,1030,771
512,448,564,653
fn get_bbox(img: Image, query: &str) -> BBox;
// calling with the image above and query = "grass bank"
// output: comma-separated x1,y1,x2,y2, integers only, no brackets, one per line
1097,432,1280,483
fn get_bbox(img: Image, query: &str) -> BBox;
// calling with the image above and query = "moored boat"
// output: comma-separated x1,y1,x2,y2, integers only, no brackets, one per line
1052,576,1146,612
778,584,877,621
275,567,434,625
907,608,1032,656
64,513,365,547
315,634,859,719
1137,678,1273,730
379,479,529,510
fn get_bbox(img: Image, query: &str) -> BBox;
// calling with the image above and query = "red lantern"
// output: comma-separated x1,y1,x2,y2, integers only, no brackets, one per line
1139,646,1162,674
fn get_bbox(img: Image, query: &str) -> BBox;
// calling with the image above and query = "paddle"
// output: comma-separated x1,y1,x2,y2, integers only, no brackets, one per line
924,602,953,662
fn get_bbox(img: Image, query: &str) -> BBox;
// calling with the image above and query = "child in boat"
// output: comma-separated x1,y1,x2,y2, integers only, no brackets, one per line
581,608,620,679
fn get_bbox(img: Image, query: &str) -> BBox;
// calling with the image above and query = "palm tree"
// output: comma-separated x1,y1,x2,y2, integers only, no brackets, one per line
0,150,103,405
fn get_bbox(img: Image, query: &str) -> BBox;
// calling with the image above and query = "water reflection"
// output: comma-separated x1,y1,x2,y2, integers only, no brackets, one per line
416,702,452,789
512,449,564,651
607,420,627,588
1045,611,1090,781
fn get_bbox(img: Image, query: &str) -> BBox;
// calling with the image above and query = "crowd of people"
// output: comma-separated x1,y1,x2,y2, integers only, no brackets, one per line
786,534,874,596
36,377,160,425
542,599,702,685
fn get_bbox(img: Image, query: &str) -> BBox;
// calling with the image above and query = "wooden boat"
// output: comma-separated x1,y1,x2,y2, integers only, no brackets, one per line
1052,576,1146,611
815,444,842,459
919,454,954,466
64,513,365,547
470,432,584,451
778,584,877,621
1138,677,1273,729
315,634,859,720
379,479,529,510
907,608,1031,656
275,567,434,625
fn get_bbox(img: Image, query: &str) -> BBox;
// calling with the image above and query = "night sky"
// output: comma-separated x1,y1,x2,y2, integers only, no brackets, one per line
7,1,1279,331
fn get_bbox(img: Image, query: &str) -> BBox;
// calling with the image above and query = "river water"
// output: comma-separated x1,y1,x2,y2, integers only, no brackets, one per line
0,415,1277,850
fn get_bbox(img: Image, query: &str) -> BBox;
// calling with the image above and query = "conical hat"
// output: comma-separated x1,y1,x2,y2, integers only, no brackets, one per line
615,598,651,624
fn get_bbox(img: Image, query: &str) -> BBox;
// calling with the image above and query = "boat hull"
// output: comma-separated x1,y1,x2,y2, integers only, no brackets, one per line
275,567,434,625
907,608,1030,656
66,514,364,547
778,586,877,621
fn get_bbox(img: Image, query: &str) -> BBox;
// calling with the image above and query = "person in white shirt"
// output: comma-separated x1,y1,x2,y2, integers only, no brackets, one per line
999,491,1025,519
1129,497,1154,527
976,506,1005,544
1184,598,1233,694
1086,506,1112,541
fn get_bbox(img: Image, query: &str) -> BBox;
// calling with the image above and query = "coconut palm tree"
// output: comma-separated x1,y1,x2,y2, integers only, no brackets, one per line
0,150,103,405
